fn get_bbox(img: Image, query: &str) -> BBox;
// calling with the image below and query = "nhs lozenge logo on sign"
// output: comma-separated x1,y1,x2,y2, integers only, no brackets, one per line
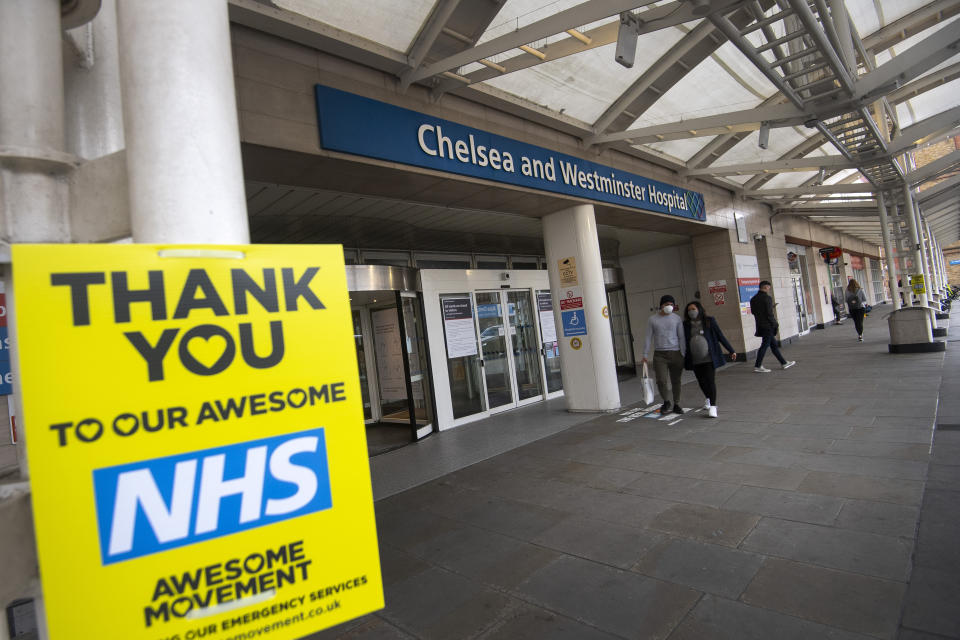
93,428,332,565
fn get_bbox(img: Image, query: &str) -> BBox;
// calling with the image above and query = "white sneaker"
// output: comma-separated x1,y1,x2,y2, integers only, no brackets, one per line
781,361,796,370
708,406,718,418
754,366,771,373
703,399,711,410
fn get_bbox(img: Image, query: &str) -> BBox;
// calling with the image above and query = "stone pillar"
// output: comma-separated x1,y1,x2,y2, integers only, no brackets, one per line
542,205,619,412
117,0,249,243
877,192,901,311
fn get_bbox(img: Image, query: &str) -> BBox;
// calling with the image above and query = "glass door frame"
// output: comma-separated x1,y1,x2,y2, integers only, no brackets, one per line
397,291,436,440
355,306,382,424
472,288,546,414
505,288,546,409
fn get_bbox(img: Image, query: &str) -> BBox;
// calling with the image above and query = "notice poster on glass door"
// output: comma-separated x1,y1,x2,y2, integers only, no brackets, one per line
373,308,407,402
537,292,557,343
442,297,478,358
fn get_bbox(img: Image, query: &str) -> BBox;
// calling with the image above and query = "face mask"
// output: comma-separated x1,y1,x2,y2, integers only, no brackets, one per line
688,309,699,319
662,305,674,314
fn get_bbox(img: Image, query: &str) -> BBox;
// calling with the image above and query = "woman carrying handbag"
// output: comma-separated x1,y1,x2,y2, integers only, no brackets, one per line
845,279,868,342
682,301,737,418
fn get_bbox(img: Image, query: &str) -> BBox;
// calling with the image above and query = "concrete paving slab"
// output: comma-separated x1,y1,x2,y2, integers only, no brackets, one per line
834,499,921,539
647,503,760,547
924,462,960,491
412,524,562,590
378,566,515,640
758,433,836,453
721,485,845,525
695,459,809,490
741,518,913,581
475,605,621,640
667,595,876,640
532,515,664,569
899,566,960,639
827,440,931,460
741,558,905,639
633,538,764,598
306,616,413,640
516,556,700,640
622,472,741,508
797,471,925,505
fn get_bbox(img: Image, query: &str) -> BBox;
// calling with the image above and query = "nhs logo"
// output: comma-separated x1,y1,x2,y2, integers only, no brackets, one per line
93,428,332,565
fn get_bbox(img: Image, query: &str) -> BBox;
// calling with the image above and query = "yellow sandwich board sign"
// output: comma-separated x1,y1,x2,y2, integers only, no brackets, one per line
13,244,383,639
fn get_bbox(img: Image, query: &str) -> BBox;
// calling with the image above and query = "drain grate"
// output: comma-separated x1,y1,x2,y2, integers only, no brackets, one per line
937,424,960,431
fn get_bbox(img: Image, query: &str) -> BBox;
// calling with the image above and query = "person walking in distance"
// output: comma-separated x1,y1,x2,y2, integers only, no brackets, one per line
845,279,868,342
750,280,795,373
641,295,686,415
682,301,737,418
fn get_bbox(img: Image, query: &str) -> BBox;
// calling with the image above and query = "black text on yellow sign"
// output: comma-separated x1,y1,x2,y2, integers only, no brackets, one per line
13,245,383,640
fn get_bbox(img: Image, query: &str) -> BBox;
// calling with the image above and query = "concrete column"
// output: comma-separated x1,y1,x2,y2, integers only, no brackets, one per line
543,205,619,412
117,0,249,243
914,200,935,303
926,221,944,297
0,3,69,636
0,0,73,480
902,184,930,308
877,192,901,310
64,0,125,159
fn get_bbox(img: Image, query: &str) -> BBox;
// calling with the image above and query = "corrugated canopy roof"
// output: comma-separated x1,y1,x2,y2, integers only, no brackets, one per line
236,0,960,247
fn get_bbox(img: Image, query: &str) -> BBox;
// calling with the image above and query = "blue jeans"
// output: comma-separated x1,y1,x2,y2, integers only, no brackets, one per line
755,333,786,367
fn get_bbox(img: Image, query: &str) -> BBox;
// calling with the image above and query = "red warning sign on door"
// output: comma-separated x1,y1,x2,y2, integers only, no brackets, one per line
560,297,583,310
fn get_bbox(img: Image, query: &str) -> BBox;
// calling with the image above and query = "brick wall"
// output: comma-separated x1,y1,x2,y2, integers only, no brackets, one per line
945,241,960,286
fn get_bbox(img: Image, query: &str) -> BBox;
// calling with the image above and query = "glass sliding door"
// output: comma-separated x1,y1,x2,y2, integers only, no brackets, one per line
371,306,408,422
606,287,636,376
475,291,513,411
352,309,373,421
440,294,485,419
507,290,544,402
400,293,433,439
536,290,562,394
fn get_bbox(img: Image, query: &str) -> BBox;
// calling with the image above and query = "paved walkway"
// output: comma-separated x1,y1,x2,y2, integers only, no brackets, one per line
312,309,957,640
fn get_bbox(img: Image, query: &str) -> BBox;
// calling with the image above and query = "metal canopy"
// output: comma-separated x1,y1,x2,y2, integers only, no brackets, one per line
230,0,960,247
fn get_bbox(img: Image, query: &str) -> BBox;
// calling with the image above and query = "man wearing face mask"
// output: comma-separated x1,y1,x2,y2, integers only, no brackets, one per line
641,294,686,415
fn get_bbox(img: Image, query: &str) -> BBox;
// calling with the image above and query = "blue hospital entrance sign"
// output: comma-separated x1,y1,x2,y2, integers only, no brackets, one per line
562,310,587,337
315,85,706,221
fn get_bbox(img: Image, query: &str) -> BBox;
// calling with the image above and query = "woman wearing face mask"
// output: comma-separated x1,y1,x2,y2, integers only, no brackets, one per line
682,301,737,418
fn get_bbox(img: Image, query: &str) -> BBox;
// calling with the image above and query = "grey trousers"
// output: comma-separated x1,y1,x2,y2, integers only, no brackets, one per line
653,349,684,405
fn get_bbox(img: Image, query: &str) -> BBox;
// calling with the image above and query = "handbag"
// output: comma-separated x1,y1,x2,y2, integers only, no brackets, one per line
641,361,656,406
864,304,873,314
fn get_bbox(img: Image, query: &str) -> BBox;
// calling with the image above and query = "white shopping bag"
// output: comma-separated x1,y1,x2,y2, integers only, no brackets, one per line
641,361,656,406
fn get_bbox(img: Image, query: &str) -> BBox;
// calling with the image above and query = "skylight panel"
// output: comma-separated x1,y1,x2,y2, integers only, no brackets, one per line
274,0,435,53
479,27,687,124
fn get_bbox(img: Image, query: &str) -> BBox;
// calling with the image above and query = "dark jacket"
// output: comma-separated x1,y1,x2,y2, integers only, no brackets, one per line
683,316,736,370
750,290,778,337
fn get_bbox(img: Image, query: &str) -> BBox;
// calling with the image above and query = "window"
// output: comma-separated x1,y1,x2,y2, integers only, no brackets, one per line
415,252,471,269
361,250,410,267
869,259,884,303
510,256,540,270
476,255,508,269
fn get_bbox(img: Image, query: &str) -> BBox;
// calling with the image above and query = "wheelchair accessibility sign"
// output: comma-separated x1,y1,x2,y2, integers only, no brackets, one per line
13,244,383,639
562,309,587,337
